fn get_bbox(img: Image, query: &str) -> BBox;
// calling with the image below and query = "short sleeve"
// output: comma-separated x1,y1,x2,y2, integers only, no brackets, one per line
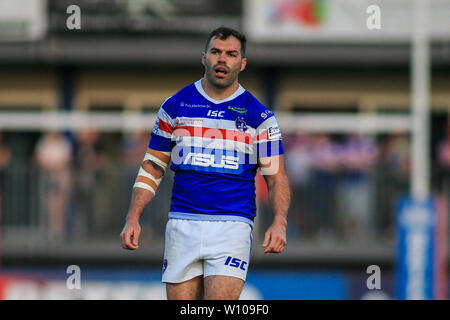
148,97,177,152
254,114,284,158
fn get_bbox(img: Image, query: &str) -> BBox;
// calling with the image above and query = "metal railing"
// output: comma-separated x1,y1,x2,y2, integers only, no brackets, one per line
0,158,414,256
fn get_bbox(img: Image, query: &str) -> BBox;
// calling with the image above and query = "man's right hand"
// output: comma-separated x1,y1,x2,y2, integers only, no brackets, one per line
120,220,141,250
120,148,170,250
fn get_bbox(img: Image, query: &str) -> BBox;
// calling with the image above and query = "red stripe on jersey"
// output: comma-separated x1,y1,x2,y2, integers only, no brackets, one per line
173,126,253,145
254,130,268,142
158,120,174,133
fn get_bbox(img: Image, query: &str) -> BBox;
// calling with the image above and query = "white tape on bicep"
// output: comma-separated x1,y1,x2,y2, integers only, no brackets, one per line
137,166,162,185
144,153,169,172
132,167,162,195
133,182,155,195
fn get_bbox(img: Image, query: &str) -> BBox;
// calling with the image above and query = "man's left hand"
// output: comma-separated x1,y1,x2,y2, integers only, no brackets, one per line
262,217,287,254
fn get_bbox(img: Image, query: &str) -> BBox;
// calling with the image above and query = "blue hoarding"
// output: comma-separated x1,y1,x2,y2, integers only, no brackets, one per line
396,196,437,300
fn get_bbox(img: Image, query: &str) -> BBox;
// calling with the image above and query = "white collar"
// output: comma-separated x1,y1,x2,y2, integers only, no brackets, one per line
194,79,246,104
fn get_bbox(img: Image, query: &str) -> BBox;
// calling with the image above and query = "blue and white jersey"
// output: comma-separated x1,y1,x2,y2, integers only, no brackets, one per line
149,79,284,226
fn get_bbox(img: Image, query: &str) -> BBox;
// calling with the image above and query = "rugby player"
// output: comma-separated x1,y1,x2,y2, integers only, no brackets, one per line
120,27,290,300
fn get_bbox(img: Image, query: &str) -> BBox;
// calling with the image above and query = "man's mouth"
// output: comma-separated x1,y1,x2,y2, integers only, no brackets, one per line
214,65,229,78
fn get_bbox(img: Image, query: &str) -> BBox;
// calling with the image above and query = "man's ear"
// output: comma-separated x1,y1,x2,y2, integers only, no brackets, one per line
201,52,206,66
240,58,247,72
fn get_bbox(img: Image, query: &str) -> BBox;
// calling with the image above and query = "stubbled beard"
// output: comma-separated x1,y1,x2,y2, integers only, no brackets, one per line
205,65,239,89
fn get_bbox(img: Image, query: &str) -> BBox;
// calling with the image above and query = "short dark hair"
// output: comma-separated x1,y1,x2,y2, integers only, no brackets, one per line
205,27,247,57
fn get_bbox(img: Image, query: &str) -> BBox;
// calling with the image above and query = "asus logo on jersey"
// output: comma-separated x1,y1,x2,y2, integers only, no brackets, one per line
207,110,225,118
183,152,239,170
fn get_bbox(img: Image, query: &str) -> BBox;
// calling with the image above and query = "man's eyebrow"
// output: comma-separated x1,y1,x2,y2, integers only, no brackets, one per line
209,47,240,54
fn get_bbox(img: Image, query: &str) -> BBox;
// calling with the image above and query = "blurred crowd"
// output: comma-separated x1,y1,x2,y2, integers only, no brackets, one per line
259,123,450,242
0,129,151,244
1,121,450,244
284,133,379,240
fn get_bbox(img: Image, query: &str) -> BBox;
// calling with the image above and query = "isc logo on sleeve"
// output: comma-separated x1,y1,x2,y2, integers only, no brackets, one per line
224,256,247,271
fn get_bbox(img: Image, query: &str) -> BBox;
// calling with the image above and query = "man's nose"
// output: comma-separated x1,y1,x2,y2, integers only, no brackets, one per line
217,53,227,63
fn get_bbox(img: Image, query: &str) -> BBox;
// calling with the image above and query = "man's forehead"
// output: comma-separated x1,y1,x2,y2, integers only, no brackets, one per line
208,36,241,52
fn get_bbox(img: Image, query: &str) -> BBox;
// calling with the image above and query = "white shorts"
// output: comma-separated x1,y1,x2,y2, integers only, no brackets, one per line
161,219,253,283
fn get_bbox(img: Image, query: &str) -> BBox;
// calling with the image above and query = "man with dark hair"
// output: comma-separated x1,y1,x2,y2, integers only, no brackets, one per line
205,26,247,57
120,27,290,300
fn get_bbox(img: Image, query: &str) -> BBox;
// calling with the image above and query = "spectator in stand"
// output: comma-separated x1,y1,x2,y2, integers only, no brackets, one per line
337,134,378,239
387,132,411,189
309,134,340,240
34,131,73,243
437,121,450,201
0,132,11,220
285,131,313,238
73,129,107,238
375,132,410,239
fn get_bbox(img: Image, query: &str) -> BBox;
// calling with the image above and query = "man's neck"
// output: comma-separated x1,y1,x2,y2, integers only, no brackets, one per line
201,78,239,101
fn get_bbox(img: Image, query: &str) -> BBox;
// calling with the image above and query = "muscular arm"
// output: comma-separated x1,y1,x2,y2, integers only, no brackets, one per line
259,154,291,253
120,148,170,250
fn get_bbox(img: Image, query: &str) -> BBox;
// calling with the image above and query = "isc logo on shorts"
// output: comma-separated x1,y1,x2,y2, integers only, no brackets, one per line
162,259,168,274
224,256,247,271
